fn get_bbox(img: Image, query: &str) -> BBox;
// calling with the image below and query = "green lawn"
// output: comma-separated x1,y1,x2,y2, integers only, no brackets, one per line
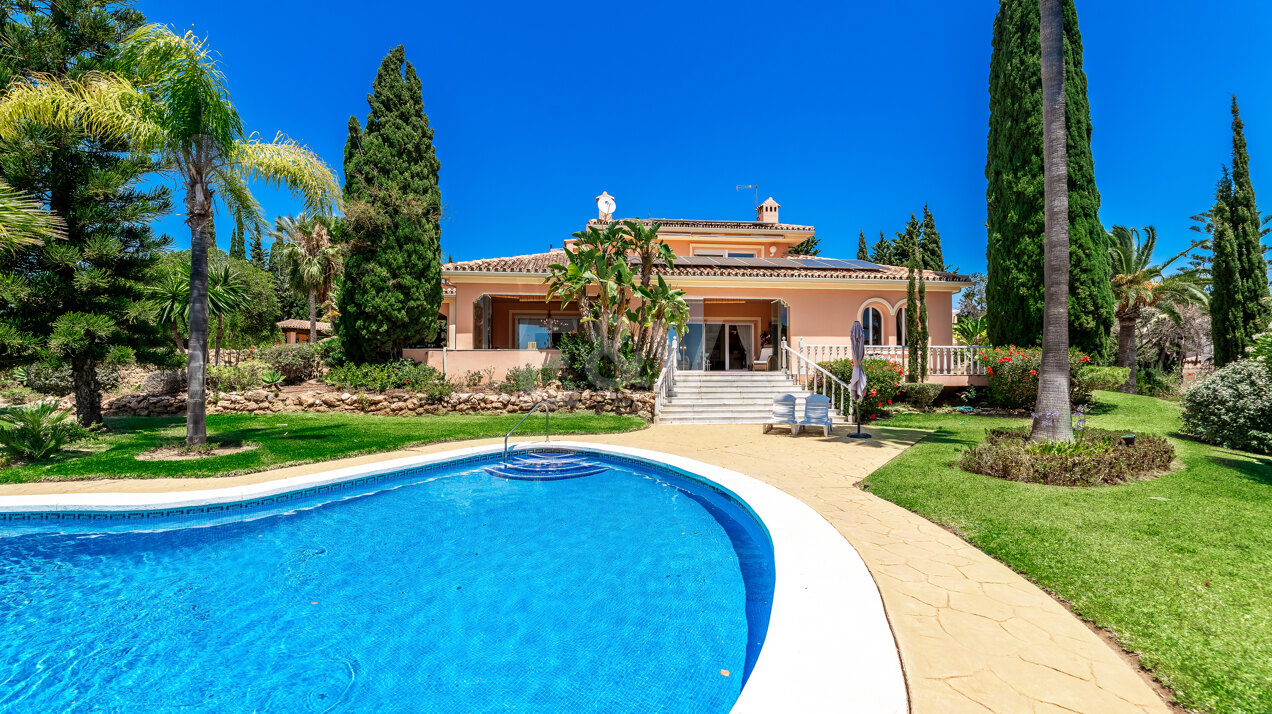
864,391,1272,714
1,412,646,484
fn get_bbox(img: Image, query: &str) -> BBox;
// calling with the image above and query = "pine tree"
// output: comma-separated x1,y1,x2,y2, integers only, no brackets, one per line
248,229,267,268
789,234,820,255
1227,97,1272,334
229,226,246,261
0,1,174,425
895,214,921,267
1211,169,1244,365
919,204,945,272
338,45,443,362
985,0,1114,360
870,231,895,265
857,231,869,260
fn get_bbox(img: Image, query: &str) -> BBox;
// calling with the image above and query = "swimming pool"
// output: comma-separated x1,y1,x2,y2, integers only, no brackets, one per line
0,448,776,713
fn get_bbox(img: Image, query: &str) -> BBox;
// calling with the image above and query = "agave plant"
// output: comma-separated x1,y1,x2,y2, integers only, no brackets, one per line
0,402,76,460
9,366,27,387
260,370,285,391
953,315,988,346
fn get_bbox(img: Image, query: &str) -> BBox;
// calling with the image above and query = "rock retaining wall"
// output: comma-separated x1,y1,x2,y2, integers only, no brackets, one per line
104,387,654,419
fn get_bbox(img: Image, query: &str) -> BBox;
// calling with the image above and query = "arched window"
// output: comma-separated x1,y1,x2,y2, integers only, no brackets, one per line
862,306,883,346
896,307,907,346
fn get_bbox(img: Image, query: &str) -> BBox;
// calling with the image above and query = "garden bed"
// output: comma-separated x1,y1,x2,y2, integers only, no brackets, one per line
960,426,1174,486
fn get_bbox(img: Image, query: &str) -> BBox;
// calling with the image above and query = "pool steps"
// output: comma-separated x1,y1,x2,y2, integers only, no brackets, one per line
484,452,609,480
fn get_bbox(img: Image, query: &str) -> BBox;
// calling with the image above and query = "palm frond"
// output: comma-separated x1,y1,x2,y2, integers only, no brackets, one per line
0,179,64,251
210,170,265,236
228,134,341,216
0,71,165,150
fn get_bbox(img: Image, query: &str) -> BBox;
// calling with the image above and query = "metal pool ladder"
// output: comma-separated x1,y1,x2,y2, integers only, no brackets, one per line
503,400,550,462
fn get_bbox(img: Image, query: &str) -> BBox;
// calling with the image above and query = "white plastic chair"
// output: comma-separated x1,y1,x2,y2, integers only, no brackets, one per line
796,394,834,436
762,394,797,435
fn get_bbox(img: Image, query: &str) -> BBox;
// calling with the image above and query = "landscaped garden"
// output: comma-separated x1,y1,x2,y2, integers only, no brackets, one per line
863,390,1272,714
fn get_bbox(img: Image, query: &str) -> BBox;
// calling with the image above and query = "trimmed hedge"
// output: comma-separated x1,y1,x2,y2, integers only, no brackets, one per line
1181,359,1272,454
961,427,1174,486
901,382,943,409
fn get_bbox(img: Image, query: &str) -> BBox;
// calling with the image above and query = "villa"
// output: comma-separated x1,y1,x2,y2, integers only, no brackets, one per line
416,193,980,391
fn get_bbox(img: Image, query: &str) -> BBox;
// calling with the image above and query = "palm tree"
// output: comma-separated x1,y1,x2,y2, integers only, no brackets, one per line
148,262,248,361
1033,0,1072,442
1108,225,1205,393
273,214,342,344
0,179,64,252
0,25,340,444
210,263,249,365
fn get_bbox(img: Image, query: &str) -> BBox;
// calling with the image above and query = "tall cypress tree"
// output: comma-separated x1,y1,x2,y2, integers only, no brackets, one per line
919,204,945,272
229,226,246,261
0,1,174,425
895,214,921,262
857,230,869,260
1211,169,1244,365
918,256,930,379
985,0,1114,360
788,234,820,255
338,45,443,362
1227,97,1272,333
905,251,919,379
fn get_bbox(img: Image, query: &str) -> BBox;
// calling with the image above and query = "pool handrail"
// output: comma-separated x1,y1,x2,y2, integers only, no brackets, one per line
503,400,550,461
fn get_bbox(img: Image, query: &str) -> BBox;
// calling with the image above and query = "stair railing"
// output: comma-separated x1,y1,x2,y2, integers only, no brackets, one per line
782,341,855,423
653,332,678,417
504,400,550,462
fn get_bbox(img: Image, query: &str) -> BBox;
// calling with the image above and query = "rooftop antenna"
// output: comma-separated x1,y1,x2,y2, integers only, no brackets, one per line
735,184,759,208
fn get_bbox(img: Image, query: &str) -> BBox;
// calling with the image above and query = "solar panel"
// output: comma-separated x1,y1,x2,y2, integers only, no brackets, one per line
796,258,888,270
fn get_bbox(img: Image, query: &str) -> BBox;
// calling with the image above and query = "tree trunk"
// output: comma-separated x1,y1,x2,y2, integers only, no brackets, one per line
71,354,102,427
1031,0,1073,442
171,321,184,352
309,290,318,344
1116,317,1137,393
215,314,224,366
185,178,212,446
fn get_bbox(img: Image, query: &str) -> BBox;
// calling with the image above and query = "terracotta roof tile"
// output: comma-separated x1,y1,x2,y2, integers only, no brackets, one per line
277,319,332,331
443,251,970,283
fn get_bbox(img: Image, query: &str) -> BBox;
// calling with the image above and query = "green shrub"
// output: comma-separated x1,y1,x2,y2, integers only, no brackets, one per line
207,360,268,392
322,360,453,399
256,343,323,383
960,426,1174,486
557,333,655,390
316,337,346,367
24,362,120,396
819,358,905,420
500,364,543,393
1135,367,1177,398
0,387,33,405
901,382,944,409
977,346,1109,408
1181,359,1272,454
0,402,81,461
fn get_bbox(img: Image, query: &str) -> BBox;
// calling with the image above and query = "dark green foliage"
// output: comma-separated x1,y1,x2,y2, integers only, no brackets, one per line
247,230,267,268
0,402,83,461
894,213,920,263
229,226,245,261
155,250,281,349
255,342,322,382
900,382,943,409
321,359,452,398
1210,170,1244,366
1227,98,1272,338
918,255,929,378
788,234,820,255
985,0,1114,361
919,205,945,271
818,358,904,421
906,252,920,374
870,230,897,265
338,45,444,363
24,361,119,396
0,1,176,425
856,231,869,260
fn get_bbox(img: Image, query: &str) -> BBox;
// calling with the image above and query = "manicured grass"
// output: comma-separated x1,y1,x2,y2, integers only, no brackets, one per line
863,391,1272,714
0,412,646,484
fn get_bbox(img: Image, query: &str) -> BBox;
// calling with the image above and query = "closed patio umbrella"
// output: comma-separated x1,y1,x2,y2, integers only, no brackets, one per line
848,320,871,439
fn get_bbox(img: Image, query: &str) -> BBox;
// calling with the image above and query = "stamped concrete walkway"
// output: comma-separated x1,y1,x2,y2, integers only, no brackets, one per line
1,424,1172,713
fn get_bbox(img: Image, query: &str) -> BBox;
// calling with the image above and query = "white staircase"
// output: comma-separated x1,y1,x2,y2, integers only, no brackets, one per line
655,371,847,425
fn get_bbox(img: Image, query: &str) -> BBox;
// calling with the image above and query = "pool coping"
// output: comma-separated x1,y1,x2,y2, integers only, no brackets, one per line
0,440,908,714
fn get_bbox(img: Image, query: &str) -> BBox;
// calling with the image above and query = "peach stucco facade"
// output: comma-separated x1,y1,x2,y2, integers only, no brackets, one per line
423,197,969,379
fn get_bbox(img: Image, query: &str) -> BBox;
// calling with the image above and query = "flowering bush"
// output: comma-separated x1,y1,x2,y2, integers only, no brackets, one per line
820,358,905,420
978,346,1123,408
1181,358,1272,454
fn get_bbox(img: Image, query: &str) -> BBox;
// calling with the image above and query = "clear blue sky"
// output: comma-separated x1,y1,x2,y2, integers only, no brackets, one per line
136,0,1271,273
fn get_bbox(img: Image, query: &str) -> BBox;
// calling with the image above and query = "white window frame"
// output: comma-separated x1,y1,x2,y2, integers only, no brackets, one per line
861,307,884,346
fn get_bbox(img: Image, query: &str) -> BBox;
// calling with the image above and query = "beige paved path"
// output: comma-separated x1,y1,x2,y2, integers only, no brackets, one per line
3,425,1172,713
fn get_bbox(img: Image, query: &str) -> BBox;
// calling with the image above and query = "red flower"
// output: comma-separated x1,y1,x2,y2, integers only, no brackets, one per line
878,402,883,408
870,388,877,396
987,367,994,376
405,380,411,385
887,399,892,404
1080,355,1091,363
275,341,280,345
1030,370,1037,376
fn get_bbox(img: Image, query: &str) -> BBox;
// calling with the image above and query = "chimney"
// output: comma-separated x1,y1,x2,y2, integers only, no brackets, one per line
757,197,780,223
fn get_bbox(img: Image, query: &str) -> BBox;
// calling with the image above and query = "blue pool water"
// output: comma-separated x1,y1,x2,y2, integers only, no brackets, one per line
0,450,775,713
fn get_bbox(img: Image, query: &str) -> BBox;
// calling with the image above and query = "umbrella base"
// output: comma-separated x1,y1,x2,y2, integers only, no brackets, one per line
847,432,872,439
